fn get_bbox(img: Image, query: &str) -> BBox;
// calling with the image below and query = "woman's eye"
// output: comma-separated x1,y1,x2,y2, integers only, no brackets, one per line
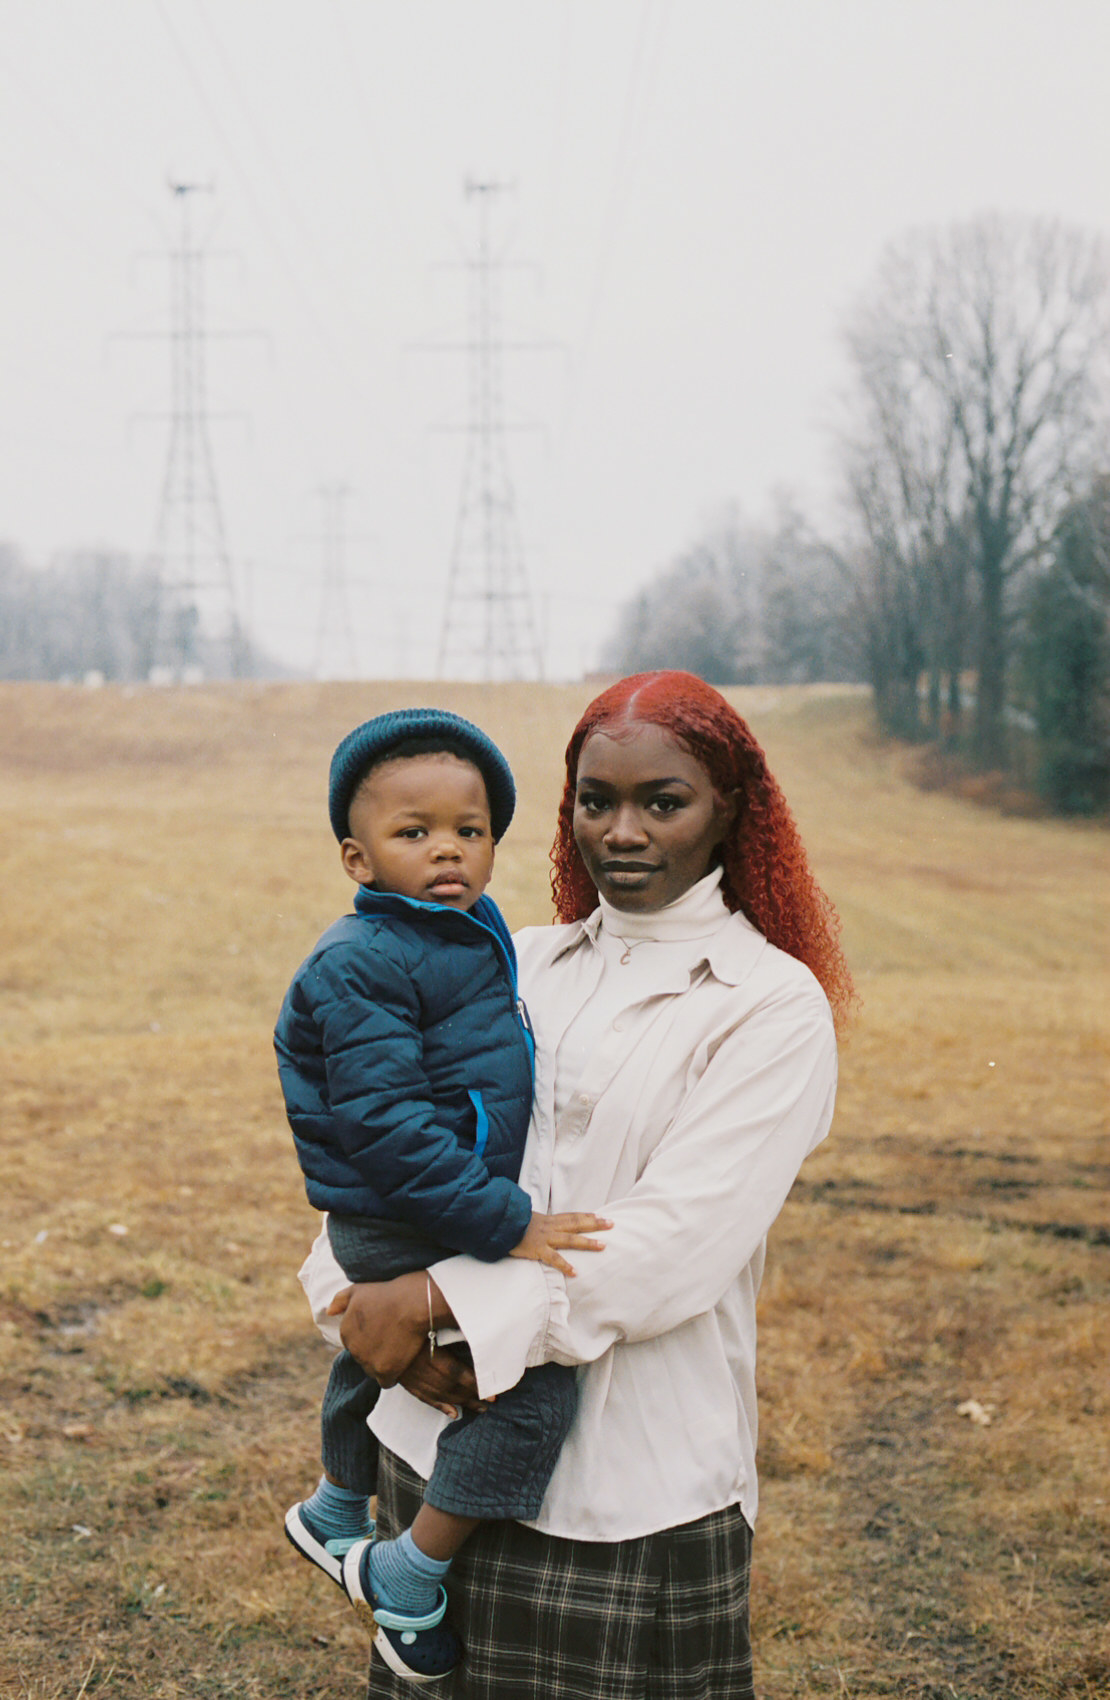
577,794,608,814
650,796,682,815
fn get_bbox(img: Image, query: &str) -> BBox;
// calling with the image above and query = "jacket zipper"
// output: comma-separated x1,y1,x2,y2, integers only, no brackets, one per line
354,890,536,1081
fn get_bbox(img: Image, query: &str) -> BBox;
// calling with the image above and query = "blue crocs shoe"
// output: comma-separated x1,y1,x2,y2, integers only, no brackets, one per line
341,1539,461,1685
284,1500,375,1590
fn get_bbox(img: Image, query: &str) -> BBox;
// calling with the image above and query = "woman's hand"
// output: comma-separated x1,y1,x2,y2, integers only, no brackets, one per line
398,1342,489,1419
329,1273,430,1387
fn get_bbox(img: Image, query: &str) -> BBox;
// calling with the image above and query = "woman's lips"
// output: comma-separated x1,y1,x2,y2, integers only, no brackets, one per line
601,862,660,882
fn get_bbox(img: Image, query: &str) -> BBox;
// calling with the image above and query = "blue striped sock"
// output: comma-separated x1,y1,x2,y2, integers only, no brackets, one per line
369,1527,452,1617
302,1474,373,1544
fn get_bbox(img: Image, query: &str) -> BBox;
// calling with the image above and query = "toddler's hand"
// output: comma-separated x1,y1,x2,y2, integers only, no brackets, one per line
509,1211,613,1278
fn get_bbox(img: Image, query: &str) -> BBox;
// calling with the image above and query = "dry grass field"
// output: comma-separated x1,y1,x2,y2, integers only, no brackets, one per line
0,679,1106,1700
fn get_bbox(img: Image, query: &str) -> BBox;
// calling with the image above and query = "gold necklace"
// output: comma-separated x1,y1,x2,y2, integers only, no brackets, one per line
609,934,654,966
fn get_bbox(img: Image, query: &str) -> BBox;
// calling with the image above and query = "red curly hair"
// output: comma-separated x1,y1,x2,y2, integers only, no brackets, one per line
551,671,856,1027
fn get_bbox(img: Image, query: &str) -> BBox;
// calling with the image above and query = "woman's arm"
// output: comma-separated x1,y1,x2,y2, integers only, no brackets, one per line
331,1269,456,1385
435,982,837,1395
298,1221,545,1403
332,1281,488,1416
298,1230,483,1411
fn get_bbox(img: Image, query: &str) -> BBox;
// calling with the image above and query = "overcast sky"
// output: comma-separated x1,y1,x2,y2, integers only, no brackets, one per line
2,0,1107,678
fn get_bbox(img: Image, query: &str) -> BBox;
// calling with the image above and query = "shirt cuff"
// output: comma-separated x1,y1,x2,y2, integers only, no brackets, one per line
297,1222,345,1350
430,1254,553,1399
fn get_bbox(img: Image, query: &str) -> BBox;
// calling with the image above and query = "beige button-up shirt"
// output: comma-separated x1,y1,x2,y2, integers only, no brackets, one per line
301,903,837,1541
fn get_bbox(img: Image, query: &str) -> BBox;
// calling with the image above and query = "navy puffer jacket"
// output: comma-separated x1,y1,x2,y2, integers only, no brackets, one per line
275,888,535,1261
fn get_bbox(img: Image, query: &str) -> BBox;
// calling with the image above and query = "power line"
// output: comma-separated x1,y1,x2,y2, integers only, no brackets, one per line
187,0,371,340
326,0,420,268
559,0,671,442
12,5,173,237
150,0,351,373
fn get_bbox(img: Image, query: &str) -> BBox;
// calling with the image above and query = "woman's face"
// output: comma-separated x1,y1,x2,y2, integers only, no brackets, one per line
572,721,734,913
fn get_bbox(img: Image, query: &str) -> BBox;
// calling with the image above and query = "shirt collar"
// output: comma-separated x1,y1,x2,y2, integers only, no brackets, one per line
555,900,767,990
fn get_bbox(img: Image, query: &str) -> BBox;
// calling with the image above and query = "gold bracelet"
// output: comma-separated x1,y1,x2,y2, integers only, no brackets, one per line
426,1272,437,1356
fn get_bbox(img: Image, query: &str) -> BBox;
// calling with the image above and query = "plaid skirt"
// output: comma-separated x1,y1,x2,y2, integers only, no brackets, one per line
365,1447,754,1700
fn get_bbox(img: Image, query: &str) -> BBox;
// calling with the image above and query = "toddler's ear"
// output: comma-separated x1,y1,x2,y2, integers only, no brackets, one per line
341,837,375,887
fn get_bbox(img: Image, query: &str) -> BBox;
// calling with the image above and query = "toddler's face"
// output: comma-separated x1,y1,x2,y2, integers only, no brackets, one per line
341,753,494,910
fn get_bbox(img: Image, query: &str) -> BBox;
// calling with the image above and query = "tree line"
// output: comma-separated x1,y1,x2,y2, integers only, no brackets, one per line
3,215,1106,815
604,506,861,689
607,214,1110,817
0,546,267,683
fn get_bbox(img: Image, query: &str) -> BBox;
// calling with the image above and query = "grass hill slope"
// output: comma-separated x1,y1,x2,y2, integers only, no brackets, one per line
0,681,1105,1699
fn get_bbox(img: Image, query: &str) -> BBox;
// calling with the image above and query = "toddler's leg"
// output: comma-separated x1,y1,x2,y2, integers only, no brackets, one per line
285,1349,377,1587
320,1347,380,1494
366,1506,478,1612
342,1510,470,1683
342,1362,576,1682
424,1360,577,1521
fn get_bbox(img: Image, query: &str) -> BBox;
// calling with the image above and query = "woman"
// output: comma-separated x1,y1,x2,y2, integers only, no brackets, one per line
302,670,854,1699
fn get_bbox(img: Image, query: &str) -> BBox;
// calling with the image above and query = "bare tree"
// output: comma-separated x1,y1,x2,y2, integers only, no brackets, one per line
759,504,860,685
604,510,862,686
603,516,765,684
841,214,1109,764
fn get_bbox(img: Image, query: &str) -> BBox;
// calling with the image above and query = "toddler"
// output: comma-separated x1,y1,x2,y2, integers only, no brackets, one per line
275,708,608,1684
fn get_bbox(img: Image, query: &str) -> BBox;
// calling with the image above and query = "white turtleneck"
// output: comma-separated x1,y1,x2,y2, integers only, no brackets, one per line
553,866,729,1122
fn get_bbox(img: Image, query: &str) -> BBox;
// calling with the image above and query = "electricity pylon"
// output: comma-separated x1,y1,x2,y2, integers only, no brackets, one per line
435,180,545,681
147,181,245,677
313,482,360,679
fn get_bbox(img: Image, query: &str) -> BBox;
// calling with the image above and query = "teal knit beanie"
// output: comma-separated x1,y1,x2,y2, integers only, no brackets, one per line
328,709,516,842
